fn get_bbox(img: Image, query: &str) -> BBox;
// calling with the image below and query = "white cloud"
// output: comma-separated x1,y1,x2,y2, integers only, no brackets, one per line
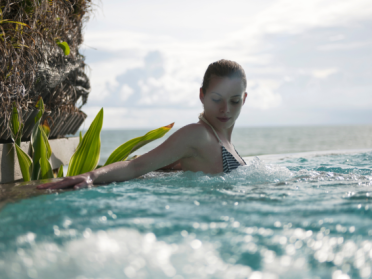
82,106,202,129
235,0,372,36
317,41,372,51
329,34,345,42
311,68,339,79
80,0,372,127
246,80,282,109
119,84,134,101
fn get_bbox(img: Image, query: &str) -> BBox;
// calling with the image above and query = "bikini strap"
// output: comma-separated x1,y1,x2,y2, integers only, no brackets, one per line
198,113,223,145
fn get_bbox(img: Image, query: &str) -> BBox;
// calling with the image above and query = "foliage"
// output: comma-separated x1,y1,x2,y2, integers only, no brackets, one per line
104,123,174,166
10,97,54,181
10,98,175,182
56,39,70,56
0,0,94,127
66,108,103,176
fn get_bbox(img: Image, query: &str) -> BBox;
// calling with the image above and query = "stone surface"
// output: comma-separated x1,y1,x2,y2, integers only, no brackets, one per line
0,137,79,184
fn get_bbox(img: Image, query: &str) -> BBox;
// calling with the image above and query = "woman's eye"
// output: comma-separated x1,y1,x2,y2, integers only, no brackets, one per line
212,99,220,103
231,100,240,104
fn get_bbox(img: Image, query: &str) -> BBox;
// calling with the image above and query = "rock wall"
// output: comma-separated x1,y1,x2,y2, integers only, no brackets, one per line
0,0,93,142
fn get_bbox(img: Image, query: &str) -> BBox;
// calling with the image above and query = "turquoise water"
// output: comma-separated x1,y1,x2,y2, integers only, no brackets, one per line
1,151,372,279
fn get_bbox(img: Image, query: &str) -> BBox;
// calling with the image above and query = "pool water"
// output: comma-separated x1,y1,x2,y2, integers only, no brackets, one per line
0,151,372,279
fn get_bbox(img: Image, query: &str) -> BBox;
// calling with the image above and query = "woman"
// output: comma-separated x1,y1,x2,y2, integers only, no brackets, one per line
38,59,248,190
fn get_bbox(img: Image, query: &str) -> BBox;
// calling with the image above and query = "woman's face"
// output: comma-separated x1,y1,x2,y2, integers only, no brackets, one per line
200,75,247,129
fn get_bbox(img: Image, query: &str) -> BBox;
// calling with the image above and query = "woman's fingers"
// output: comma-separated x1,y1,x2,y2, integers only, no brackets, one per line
74,181,88,189
74,177,94,189
36,182,58,189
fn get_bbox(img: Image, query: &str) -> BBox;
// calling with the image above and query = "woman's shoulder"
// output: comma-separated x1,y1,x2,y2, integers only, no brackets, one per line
172,123,214,145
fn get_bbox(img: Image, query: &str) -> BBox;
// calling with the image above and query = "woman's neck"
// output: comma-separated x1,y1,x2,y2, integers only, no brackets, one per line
199,113,234,143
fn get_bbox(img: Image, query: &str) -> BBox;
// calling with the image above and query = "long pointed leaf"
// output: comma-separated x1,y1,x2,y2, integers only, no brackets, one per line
57,165,64,178
10,102,22,146
34,96,44,124
66,108,103,176
39,157,53,180
41,119,50,138
40,126,52,159
31,97,51,160
14,144,32,182
104,123,174,166
31,125,53,180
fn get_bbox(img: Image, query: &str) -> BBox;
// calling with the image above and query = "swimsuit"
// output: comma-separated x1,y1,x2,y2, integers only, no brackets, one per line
199,114,246,173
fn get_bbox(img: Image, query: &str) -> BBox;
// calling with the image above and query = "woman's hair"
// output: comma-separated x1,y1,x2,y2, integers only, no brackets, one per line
201,59,247,94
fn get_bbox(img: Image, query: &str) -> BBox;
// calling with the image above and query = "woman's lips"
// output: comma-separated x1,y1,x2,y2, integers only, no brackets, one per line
217,117,231,122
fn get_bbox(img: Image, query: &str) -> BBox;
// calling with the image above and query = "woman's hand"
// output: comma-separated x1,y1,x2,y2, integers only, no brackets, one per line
37,172,95,190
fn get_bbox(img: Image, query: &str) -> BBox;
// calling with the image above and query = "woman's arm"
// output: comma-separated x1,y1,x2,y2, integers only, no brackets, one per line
37,125,198,190
156,160,182,171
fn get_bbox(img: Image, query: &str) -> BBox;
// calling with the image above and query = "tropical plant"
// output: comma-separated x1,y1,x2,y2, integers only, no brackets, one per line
10,97,54,182
66,108,174,176
10,98,174,182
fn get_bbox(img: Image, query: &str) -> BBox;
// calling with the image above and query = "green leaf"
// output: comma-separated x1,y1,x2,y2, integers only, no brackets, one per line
41,120,50,138
57,165,64,178
79,131,83,143
34,96,44,124
14,144,32,182
31,125,53,180
40,125,52,159
10,102,22,146
39,156,53,180
66,108,103,176
56,39,70,56
31,98,51,161
104,123,174,166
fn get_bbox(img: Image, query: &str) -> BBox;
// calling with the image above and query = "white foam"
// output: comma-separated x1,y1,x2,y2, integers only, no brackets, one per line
2,228,276,279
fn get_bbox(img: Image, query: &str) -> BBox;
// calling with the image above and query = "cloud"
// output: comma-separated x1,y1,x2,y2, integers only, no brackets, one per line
80,0,372,128
317,41,372,51
311,68,339,79
246,80,282,109
82,106,202,129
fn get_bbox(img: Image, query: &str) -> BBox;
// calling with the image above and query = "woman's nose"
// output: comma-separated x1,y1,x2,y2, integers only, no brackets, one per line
220,101,230,113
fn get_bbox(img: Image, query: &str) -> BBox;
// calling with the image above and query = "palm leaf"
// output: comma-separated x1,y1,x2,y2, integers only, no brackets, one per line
41,119,51,138
31,125,53,180
14,144,32,182
66,108,103,176
10,102,23,146
34,96,44,124
104,123,174,166
57,165,64,178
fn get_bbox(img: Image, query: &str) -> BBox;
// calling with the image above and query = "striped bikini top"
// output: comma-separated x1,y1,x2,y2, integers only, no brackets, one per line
199,114,246,173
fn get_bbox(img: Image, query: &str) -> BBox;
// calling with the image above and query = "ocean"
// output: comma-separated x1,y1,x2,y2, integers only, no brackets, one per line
97,125,372,165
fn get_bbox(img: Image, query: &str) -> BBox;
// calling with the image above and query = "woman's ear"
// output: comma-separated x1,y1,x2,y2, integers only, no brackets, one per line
242,92,248,104
199,88,205,104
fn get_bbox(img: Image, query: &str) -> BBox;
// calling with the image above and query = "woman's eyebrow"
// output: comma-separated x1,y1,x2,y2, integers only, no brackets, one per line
211,92,241,97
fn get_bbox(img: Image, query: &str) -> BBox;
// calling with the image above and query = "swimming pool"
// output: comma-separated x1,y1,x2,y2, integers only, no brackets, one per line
0,150,371,279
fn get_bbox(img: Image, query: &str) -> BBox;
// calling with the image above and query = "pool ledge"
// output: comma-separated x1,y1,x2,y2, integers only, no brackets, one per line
0,137,79,184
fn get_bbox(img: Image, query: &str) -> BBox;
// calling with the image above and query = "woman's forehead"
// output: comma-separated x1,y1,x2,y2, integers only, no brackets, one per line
208,76,245,95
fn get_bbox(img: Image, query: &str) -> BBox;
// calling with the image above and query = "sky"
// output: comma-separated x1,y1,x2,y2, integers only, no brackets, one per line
79,0,372,129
